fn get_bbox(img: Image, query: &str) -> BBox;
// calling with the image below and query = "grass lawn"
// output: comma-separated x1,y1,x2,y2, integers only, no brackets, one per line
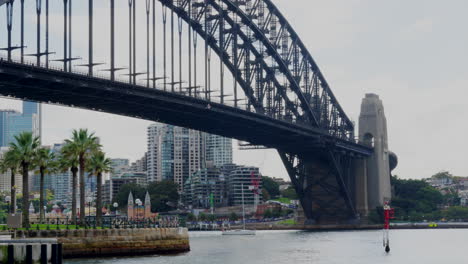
277,219,297,225
273,198,292,204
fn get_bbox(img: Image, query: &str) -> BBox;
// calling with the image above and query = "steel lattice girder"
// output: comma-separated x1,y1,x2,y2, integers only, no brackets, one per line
278,150,358,222
160,0,354,142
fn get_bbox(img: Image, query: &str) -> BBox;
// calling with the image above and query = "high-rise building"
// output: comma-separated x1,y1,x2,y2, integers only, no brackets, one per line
147,123,233,193
0,101,41,147
110,158,130,175
183,166,228,209
0,147,22,193
206,134,232,167
31,143,71,205
130,153,147,172
147,124,207,192
102,172,148,204
225,165,262,206
147,124,173,182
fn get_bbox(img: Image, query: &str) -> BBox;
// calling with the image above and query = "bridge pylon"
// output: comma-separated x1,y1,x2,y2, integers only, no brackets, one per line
358,93,392,213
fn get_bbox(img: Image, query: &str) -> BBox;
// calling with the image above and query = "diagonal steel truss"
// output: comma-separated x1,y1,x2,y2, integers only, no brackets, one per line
160,0,354,141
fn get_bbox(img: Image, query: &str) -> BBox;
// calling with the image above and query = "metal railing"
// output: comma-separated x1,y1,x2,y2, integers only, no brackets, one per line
0,215,182,230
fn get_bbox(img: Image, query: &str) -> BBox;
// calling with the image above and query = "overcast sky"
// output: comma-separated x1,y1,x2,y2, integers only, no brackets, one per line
0,0,467,180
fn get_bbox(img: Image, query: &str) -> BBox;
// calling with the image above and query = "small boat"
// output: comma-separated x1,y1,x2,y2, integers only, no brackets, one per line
222,183,256,236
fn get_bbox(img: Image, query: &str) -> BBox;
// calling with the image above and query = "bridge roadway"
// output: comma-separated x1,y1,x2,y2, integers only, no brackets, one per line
0,58,371,157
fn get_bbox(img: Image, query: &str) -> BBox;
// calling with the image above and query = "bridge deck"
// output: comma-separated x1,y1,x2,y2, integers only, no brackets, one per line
0,59,372,156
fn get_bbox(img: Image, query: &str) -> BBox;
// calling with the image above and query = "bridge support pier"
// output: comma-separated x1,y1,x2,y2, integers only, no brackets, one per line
353,159,368,217
280,151,358,225
358,94,392,211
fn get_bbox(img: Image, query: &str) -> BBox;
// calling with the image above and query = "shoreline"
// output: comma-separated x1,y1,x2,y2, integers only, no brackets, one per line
190,222,468,232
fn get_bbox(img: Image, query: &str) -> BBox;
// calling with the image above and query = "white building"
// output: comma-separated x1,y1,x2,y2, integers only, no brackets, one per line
0,147,22,193
147,123,232,193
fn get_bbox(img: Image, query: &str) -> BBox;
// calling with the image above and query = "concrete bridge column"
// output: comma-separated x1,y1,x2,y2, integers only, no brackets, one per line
353,159,368,216
358,93,392,210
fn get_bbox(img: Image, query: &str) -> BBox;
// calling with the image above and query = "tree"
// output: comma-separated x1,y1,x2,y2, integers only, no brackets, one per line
187,213,196,222
114,183,146,210
146,181,180,212
34,148,57,223
262,176,280,199
444,206,468,220
431,171,453,179
59,146,79,224
64,129,101,225
114,181,179,215
9,132,40,228
263,209,273,219
0,149,20,213
198,213,207,221
229,212,238,221
87,151,112,227
262,188,271,201
391,175,444,220
281,186,298,200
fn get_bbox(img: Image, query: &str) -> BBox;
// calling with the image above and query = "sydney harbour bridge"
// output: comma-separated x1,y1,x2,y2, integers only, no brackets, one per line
0,0,396,224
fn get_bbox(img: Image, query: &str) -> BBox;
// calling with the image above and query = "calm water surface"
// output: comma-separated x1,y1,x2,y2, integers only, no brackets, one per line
66,229,468,264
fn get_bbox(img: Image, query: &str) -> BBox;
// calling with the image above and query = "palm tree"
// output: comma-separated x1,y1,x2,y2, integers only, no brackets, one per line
64,129,101,225
87,151,111,227
0,149,20,214
9,132,40,228
59,145,79,224
34,147,57,223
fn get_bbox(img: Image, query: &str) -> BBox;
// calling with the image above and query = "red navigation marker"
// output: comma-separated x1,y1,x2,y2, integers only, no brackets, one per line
383,201,395,253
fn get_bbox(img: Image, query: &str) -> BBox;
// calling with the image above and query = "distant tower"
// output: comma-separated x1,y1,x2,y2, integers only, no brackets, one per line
127,191,134,218
358,94,391,210
144,191,151,218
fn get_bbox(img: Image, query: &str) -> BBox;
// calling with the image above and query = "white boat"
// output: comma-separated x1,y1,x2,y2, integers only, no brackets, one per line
222,183,256,236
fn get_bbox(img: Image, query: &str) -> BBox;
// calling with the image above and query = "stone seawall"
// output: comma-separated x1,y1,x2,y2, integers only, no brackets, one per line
15,228,190,258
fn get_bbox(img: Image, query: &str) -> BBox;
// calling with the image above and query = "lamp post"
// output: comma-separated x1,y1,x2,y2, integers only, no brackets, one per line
43,205,47,223
5,196,11,214
135,199,142,219
86,196,93,226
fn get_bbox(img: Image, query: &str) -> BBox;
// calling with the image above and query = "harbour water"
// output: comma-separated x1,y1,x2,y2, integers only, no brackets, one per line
66,229,467,264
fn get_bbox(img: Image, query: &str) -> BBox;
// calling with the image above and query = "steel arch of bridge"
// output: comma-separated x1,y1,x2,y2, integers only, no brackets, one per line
162,0,360,221
163,0,354,141
0,0,371,223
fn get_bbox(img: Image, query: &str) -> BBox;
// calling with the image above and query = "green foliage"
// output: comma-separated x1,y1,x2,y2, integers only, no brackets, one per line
273,197,292,204
114,183,146,210
281,186,298,200
87,151,112,176
443,192,460,206
207,214,217,222
187,213,196,222
391,176,443,215
229,212,238,221
262,177,280,198
262,189,271,201
263,209,273,218
278,219,297,225
147,181,180,212
9,132,41,228
431,171,453,179
263,207,290,218
114,180,180,213
198,213,207,221
444,206,468,220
